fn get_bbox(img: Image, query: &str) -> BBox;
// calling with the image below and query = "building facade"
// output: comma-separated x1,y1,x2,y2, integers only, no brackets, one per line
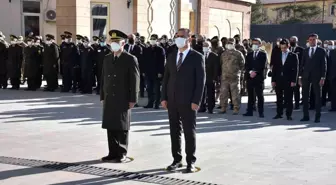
0,0,254,43
261,0,336,24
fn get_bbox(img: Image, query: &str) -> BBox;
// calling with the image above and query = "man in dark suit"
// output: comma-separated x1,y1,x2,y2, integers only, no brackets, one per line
289,36,304,109
161,28,205,173
199,41,219,114
135,33,147,97
299,33,327,123
272,39,299,120
243,38,267,118
327,41,336,111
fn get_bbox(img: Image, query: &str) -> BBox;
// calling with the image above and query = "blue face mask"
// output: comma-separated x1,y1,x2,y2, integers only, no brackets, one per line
100,42,106,46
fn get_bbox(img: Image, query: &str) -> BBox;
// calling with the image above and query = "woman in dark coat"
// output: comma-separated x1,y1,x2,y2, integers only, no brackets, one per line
100,29,140,163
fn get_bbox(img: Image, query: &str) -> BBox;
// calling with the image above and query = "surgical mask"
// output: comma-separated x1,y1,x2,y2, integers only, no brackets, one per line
161,40,167,44
100,42,106,46
306,43,310,47
175,37,186,48
276,41,280,46
92,40,99,44
226,44,234,50
252,44,259,51
149,40,156,45
27,41,32,46
328,45,334,50
65,38,70,43
324,44,328,48
168,41,173,45
110,42,121,52
34,42,40,46
76,40,82,45
0,37,4,41
11,41,16,45
17,40,23,44
83,42,89,47
203,47,209,53
45,41,52,45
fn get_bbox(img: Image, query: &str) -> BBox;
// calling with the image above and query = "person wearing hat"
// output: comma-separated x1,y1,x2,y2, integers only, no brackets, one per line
33,36,44,89
94,36,110,95
159,35,170,56
0,32,8,89
60,31,80,93
100,29,140,163
233,34,247,56
91,35,100,90
79,36,94,94
218,38,245,114
243,38,267,118
198,40,220,114
42,34,59,92
7,35,24,90
143,34,165,109
210,36,224,56
23,36,40,91
133,33,147,97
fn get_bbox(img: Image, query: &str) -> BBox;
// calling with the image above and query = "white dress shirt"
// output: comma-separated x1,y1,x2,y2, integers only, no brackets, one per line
176,47,191,65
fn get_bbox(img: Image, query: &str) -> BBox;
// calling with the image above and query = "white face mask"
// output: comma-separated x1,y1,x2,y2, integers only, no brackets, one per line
324,44,328,48
306,43,310,47
45,40,52,45
276,41,280,46
161,40,167,44
83,42,89,47
149,40,157,46
27,41,32,46
34,42,40,46
76,40,82,45
100,42,106,46
11,41,16,45
110,42,121,52
203,47,209,53
252,44,259,51
65,38,70,43
328,45,334,50
226,44,234,50
175,37,186,49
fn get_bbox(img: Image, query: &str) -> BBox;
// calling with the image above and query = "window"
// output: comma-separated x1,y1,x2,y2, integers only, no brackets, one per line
22,0,41,37
91,3,109,37
331,4,336,16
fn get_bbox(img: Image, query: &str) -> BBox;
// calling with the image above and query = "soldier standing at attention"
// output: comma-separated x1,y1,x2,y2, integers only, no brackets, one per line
79,36,95,94
7,35,24,90
100,30,140,162
219,38,245,114
91,36,100,90
0,32,8,89
43,34,59,92
24,37,39,91
34,36,44,89
95,36,110,95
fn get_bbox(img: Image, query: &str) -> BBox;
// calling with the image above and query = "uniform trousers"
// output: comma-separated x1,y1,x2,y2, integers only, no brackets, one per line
45,74,58,90
62,66,76,91
275,80,294,116
10,78,20,89
199,82,215,111
246,79,264,114
81,72,93,93
27,77,38,90
220,80,240,108
0,74,7,88
140,75,145,97
330,78,336,110
168,103,196,165
146,76,161,106
107,130,129,158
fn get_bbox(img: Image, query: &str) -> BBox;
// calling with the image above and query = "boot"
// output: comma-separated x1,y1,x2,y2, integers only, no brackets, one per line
218,106,226,114
233,106,240,115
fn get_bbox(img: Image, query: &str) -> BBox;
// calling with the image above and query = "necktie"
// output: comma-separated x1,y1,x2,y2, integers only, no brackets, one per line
114,56,118,61
310,47,315,58
253,51,257,59
177,53,183,71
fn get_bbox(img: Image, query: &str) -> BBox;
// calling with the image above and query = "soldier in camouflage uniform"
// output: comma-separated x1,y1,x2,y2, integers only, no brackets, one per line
219,38,245,114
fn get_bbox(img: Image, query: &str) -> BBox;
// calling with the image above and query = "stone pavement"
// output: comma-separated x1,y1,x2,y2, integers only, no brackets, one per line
0,89,336,185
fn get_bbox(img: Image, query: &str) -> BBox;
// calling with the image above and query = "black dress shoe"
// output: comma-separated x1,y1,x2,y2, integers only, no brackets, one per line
184,164,197,173
287,116,293,121
294,105,300,110
143,105,153,108
134,104,139,107
300,117,310,122
329,109,336,112
314,117,320,123
259,113,264,118
198,109,206,113
166,161,183,171
208,110,213,114
243,112,253,116
273,115,282,119
101,155,117,162
217,106,222,109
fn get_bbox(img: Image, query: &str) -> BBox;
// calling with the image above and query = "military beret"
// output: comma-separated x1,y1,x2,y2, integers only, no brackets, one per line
227,38,235,44
83,36,89,42
150,34,158,40
211,36,219,41
76,34,83,40
10,34,17,40
252,38,262,44
92,36,99,41
109,29,127,40
64,31,72,36
46,34,55,40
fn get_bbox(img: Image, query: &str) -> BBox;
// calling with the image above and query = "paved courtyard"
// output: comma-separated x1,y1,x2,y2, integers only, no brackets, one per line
0,88,336,185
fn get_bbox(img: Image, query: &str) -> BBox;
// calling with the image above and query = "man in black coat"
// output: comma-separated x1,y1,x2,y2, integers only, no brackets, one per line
161,28,205,173
34,36,44,89
7,35,23,90
43,34,59,91
60,31,80,93
135,33,147,97
272,39,299,120
243,38,267,118
94,36,110,95
199,41,219,114
143,34,165,109
100,29,140,162
24,37,40,91
299,33,327,123
159,34,171,56
91,36,100,89
328,41,336,111
79,36,95,94
0,32,8,89
289,36,304,109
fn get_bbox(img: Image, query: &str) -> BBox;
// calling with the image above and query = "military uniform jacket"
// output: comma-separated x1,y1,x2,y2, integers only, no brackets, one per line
100,51,140,130
43,44,59,75
220,49,245,81
0,42,8,75
96,45,110,75
24,46,40,78
144,45,165,77
60,43,79,67
79,46,94,75
7,44,23,78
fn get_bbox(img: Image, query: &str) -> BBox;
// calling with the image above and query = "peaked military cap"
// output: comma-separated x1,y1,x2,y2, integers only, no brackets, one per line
10,35,17,40
92,36,99,41
211,36,219,41
109,30,127,40
83,36,89,42
26,36,33,41
60,34,65,39
233,34,240,38
76,34,83,40
150,34,158,40
35,36,42,40
191,35,196,39
227,38,235,44
64,31,72,36
46,34,55,40
134,32,140,37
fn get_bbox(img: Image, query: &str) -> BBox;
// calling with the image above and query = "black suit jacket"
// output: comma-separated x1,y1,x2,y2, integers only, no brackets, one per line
290,46,304,67
328,49,336,80
205,52,220,83
300,47,327,81
144,45,165,76
125,44,143,72
270,46,281,67
271,51,299,83
245,50,267,82
162,49,205,106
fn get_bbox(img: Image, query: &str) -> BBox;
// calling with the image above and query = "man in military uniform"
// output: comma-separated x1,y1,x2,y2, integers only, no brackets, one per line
43,34,59,91
23,37,39,90
34,36,44,89
74,34,84,92
95,36,110,95
219,38,245,114
79,36,94,94
221,37,228,50
159,35,170,56
135,33,147,97
100,30,140,162
0,32,8,89
60,31,80,93
91,35,100,89
7,35,24,90
143,34,165,109
233,35,248,96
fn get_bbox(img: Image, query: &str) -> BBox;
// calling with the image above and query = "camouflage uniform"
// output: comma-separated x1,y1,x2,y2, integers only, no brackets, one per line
220,47,245,113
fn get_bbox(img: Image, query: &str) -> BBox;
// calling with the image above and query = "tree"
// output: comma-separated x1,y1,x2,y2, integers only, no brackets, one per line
251,0,267,24
273,4,322,24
